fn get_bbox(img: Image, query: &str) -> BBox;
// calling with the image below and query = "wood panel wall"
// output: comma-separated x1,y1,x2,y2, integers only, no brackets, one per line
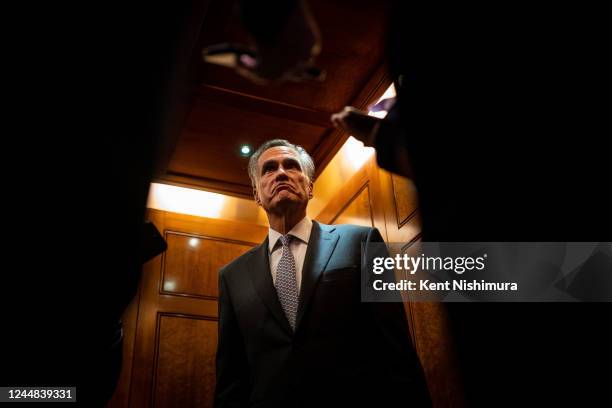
316,154,386,231
107,210,267,408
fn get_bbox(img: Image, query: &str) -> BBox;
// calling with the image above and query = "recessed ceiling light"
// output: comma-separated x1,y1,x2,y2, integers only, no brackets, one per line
240,145,252,156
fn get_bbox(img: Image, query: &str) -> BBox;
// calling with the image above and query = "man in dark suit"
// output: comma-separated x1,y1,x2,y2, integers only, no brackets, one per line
215,139,430,408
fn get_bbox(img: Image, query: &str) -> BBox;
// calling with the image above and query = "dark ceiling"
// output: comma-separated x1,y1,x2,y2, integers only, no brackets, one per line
155,0,392,198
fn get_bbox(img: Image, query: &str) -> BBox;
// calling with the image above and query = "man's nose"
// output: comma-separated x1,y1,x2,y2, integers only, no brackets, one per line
274,166,289,179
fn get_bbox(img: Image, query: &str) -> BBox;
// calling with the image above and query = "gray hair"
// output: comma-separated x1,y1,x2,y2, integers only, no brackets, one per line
248,139,315,187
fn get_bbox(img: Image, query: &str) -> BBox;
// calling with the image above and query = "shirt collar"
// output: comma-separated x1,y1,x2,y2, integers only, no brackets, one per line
268,216,313,253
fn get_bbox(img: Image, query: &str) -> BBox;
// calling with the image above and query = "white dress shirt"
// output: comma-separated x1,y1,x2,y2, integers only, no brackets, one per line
268,216,313,293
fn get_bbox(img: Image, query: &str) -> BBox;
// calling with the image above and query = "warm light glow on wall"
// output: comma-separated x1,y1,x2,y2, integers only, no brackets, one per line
147,183,225,218
341,136,375,171
337,84,395,172
147,183,269,225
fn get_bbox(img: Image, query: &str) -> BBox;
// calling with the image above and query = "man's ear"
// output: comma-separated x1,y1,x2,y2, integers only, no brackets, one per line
308,180,314,199
253,187,262,206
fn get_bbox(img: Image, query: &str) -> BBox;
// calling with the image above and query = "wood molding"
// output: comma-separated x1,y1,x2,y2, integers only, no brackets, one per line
151,209,268,243
198,84,334,128
378,168,421,243
315,155,387,238
159,230,257,300
401,233,422,253
154,173,253,199
151,312,219,408
329,183,373,226
390,173,419,228
311,127,347,179
316,164,369,225
163,229,260,247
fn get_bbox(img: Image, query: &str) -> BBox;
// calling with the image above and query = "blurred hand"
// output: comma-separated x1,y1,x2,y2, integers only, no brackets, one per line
331,106,381,146
204,0,323,85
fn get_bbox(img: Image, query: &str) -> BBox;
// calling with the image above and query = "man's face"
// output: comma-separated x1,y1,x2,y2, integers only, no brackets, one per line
254,146,313,214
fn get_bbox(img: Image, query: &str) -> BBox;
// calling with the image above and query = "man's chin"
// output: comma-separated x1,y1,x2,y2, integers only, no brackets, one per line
273,196,297,207
274,189,298,200
268,196,305,213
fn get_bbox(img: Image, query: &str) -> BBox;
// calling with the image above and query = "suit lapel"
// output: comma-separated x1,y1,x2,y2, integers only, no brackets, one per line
295,221,339,331
248,237,294,336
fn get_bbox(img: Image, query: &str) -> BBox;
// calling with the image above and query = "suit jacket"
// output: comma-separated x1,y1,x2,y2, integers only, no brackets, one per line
215,221,431,408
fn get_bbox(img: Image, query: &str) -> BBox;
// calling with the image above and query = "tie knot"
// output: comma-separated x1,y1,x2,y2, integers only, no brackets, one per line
279,234,292,247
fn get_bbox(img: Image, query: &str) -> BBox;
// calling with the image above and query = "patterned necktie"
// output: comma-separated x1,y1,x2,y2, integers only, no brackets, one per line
275,234,299,331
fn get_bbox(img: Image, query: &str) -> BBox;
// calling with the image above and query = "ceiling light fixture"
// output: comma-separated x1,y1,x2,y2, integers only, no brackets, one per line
240,145,252,157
